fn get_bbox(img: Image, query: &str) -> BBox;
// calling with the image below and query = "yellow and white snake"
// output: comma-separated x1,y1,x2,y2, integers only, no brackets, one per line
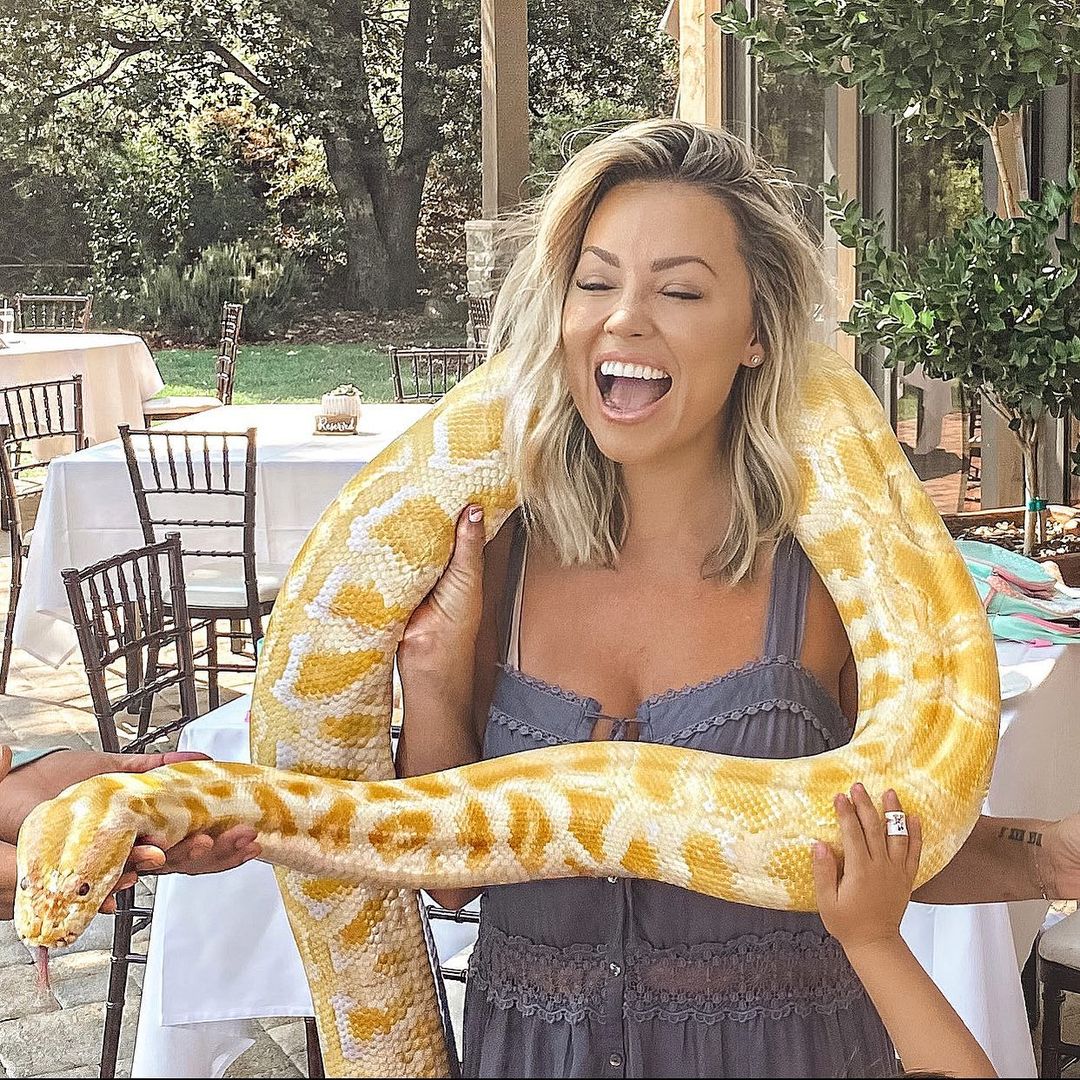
15,345,999,1077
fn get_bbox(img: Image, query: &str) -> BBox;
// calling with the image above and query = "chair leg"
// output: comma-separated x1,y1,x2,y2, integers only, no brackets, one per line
305,1017,324,1077
0,580,19,695
100,887,136,1078
1041,968,1063,1078
207,619,220,711
1024,939,1041,1030
137,644,160,740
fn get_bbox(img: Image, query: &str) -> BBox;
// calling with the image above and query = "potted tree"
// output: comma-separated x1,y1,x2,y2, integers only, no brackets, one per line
715,0,1080,559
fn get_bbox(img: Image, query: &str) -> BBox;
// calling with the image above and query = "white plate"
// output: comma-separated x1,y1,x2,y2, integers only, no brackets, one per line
999,670,1032,701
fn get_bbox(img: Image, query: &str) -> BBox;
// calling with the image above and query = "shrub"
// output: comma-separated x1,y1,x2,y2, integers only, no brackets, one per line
135,242,309,342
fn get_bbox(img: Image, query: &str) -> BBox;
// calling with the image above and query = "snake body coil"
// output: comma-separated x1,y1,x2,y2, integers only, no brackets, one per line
16,346,999,1077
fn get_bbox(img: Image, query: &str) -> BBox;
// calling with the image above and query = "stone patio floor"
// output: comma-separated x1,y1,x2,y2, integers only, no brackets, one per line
0,571,1075,1078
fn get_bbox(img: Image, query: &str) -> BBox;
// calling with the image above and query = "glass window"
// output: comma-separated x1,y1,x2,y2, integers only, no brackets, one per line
751,1,826,239
1071,74,1080,504
892,129,985,514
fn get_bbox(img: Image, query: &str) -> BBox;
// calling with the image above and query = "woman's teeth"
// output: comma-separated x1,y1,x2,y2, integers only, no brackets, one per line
598,360,669,381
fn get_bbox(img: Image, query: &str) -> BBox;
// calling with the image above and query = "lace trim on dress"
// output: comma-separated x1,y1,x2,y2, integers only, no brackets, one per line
467,923,611,1024
665,699,841,749
500,664,599,708
467,924,866,1026
487,707,567,747
638,655,803,709
623,929,866,1024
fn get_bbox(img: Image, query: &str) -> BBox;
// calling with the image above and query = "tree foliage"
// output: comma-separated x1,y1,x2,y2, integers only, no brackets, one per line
1,1,676,313
715,0,1079,136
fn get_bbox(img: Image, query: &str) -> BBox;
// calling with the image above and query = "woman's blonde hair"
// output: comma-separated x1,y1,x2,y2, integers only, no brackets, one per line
490,118,825,583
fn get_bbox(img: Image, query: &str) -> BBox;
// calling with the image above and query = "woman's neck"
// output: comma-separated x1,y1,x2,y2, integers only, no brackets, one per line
618,443,730,573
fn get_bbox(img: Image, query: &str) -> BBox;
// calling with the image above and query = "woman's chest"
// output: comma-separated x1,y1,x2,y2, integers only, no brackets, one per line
519,563,773,719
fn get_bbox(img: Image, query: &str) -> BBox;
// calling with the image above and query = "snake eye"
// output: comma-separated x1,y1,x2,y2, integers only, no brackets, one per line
77,883,90,897
18,876,27,891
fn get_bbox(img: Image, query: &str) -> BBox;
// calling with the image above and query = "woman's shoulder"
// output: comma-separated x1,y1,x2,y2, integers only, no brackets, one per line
798,543,854,679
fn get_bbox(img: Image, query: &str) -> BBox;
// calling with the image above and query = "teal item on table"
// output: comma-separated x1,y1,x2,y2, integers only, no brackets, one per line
9,747,69,770
957,540,1080,642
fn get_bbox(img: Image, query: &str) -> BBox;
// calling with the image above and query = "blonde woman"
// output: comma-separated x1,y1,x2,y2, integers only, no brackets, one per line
396,119,1077,1078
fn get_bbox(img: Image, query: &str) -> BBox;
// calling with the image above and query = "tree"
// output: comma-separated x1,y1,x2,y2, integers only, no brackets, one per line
715,0,1080,550
1,1,476,311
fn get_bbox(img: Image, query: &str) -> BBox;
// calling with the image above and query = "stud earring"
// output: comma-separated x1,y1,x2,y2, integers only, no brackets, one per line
749,355,763,366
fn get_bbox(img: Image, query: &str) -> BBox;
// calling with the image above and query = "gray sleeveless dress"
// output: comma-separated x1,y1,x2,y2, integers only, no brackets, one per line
461,530,897,1078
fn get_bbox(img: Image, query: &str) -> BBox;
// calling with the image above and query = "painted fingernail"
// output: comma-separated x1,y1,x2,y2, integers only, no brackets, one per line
468,506,483,523
812,841,827,859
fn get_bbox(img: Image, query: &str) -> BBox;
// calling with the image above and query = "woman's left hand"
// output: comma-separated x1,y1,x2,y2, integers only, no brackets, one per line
99,826,262,913
812,784,922,956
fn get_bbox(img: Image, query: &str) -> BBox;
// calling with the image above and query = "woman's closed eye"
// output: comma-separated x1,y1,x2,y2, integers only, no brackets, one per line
573,279,703,301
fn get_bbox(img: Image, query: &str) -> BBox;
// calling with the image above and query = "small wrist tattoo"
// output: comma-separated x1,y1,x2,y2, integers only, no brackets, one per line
997,826,1043,847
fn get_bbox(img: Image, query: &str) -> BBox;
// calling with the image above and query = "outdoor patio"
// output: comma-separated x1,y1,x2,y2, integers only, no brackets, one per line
3,1,1080,1079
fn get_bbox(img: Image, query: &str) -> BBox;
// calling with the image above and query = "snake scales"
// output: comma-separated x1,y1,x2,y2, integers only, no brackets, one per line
16,344,999,1077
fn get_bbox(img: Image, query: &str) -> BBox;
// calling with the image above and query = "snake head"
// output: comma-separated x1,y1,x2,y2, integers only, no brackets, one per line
15,795,136,949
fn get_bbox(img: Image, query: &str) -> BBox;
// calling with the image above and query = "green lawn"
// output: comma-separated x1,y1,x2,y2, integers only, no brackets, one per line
154,343,401,404
154,343,956,421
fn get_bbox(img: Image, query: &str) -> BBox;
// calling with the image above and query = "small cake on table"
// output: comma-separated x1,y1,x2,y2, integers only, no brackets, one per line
315,384,363,434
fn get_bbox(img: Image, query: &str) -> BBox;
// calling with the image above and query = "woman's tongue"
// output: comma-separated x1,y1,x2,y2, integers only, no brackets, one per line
603,376,668,413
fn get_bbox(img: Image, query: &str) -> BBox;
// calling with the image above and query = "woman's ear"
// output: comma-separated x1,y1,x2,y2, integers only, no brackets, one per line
740,334,765,370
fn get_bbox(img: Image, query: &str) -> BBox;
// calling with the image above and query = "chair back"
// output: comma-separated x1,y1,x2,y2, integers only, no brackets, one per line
118,425,264,637
388,347,486,403
15,293,93,332
0,374,86,459
467,294,494,347
62,534,199,753
0,430,27,583
216,302,244,404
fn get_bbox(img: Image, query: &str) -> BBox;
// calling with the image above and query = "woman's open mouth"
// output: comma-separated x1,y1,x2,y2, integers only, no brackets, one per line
594,360,673,421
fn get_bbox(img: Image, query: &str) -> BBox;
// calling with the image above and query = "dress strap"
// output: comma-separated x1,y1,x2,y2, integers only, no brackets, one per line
761,534,811,661
498,515,528,668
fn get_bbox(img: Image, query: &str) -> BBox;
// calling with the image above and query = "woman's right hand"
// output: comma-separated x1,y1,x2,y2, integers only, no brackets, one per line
397,504,488,709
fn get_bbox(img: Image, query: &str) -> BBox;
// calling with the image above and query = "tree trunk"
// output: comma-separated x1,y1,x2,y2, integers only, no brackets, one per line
988,111,1030,220
1020,421,1044,555
323,133,430,312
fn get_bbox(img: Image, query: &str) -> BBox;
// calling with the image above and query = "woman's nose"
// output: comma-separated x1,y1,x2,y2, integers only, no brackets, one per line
603,299,651,338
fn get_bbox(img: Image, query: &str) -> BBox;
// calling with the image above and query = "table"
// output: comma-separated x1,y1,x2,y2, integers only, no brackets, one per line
132,641,1080,1078
13,402,430,666
0,333,163,445
132,695,476,1078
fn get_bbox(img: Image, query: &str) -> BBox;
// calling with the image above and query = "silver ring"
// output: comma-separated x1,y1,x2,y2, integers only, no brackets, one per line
885,811,908,837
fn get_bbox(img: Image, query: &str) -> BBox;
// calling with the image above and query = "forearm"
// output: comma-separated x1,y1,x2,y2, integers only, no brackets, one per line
0,841,15,920
396,667,483,910
913,815,1053,905
846,936,995,1076
0,750,114,844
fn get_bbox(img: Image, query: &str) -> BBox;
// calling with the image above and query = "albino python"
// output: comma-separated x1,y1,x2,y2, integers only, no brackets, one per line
16,344,999,1077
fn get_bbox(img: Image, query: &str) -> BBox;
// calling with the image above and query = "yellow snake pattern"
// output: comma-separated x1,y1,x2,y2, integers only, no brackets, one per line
15,345,999,1077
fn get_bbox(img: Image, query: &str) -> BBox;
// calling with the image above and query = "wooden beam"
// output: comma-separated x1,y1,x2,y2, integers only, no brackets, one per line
481,0,530,218
676,0,724,126
824,85,860,364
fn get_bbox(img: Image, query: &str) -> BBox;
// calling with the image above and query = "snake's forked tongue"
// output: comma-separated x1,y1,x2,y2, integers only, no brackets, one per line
34,947,50,994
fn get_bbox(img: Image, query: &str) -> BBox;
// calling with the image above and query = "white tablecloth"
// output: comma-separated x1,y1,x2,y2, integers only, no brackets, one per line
133,696,476,1078
13,402,430,666
0,333,163,445
132,642,1080,1078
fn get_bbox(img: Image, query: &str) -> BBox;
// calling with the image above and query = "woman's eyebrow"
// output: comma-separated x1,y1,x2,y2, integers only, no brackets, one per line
651,254,716,276
579,246,716,277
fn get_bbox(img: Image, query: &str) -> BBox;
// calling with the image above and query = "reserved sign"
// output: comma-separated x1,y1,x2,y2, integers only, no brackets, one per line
314,415,358,435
